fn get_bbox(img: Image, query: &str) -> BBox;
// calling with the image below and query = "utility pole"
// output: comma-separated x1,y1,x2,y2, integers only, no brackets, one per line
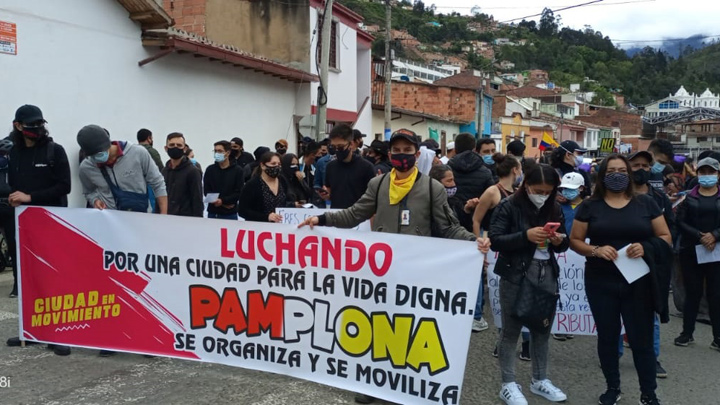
315,0,334,141
383,0,392,140
477,77,485,139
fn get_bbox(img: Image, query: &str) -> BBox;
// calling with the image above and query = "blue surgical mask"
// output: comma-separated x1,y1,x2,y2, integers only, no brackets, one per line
214,152,225,163
189,158,197,165
482,155,495,165
514,172,524,187
90,151,109,164
651,161,665,174
574,155,584,167
561,189,580,201
698,175,718,188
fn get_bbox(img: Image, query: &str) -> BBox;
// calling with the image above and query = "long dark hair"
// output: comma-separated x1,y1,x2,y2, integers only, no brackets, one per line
591,154,634,200
280,153,300,181
253,151,281,177
493,153,521,178
515,163,561,226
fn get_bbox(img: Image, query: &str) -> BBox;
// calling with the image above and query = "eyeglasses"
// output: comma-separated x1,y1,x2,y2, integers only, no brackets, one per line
213,149,226,154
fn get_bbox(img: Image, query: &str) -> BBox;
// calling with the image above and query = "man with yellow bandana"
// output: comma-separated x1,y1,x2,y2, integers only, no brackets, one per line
299,128,491,404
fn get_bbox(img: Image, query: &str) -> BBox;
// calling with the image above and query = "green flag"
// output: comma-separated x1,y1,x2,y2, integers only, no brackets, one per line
429,128,439,141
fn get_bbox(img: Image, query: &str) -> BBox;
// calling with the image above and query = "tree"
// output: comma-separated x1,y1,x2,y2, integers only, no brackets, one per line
518,19,537,32
539,8,557,37
413,0,425,15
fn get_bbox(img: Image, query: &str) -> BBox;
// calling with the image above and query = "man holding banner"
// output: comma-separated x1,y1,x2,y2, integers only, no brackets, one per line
300,128,490,403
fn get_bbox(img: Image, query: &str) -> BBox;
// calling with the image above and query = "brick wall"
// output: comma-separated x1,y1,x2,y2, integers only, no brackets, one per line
374,81,476,122
163,0,206,35
492,96,507,118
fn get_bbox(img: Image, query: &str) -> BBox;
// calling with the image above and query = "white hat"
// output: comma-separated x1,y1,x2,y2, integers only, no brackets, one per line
446,142,455,151
560,172,584,189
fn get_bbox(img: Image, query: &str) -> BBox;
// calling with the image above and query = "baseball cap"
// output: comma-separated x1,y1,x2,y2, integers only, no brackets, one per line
559,140,587,154
559,172,585,189
353,129,366,140
446,141,455,151
14,105,46,124
389,128,419,148
77,125,111,155
697,157,720,172
275,139,288,148
370,140,388,155
628,150,653,162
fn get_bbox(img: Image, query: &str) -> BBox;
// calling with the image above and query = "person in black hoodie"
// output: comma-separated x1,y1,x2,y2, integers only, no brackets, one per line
447,133,494,231
204,140,244,220
238,152,289,222
162,133,203,217
244,146,271,182
5,105,71,356
365,140,392,174
281,153,311,207
230,137,255,169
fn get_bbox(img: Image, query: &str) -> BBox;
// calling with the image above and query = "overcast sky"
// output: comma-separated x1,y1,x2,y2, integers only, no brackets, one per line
430,0,720,48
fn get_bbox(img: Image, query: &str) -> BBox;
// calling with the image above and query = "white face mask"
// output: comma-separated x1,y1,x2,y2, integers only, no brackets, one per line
528,193,549,209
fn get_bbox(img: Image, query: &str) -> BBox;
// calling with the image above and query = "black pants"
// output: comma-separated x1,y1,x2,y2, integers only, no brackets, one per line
586,274,656,395
680,250,720,339
0,212,16,291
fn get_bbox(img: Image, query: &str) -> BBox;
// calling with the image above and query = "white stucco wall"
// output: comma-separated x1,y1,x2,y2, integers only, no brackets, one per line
370,110,461,143
309,10,360,122
0,0,307,207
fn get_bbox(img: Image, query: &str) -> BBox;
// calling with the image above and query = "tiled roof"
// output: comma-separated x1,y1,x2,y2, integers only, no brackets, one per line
433,70,483,90
502,86,557,98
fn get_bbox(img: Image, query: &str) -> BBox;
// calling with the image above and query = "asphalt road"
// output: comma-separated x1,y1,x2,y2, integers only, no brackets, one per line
0,270,718,405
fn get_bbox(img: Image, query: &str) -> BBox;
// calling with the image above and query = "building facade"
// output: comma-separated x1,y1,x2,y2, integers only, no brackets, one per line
644,86,720,118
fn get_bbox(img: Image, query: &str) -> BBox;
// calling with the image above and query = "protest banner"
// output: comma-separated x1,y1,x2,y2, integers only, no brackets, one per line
17,207,482,404
276,207,371,232
487,249,596,335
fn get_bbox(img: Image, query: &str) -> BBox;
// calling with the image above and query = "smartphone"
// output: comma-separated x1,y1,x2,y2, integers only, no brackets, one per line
543,222,561,235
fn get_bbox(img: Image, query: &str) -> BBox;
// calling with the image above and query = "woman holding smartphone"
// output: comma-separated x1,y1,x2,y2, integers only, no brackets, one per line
570,154,671,405
489,164,569,405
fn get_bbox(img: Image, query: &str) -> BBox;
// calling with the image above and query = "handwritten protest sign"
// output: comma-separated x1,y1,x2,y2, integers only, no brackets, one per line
17,207,481,404
486,249,596,335
277,207,371,232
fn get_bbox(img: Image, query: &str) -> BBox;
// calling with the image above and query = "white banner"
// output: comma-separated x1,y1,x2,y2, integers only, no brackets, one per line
18,207,482,404
487,249,596,335
277,207,372,232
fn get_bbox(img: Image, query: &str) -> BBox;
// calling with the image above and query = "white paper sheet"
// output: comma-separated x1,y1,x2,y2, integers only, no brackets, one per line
203,193,220,203
695,244,720,264
614,244,650,284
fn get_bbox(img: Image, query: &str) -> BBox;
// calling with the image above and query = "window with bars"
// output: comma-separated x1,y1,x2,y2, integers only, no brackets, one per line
317,20,339,70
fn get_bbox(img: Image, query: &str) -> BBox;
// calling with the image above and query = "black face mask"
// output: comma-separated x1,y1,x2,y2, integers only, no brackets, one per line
276,148,287,155
390,153,416,172
336,148,351,162
167,147,185,160
265,166,281,178
364,155,377,165
232,149,241,158
22,126,48,140
632,169,650,185
327,145,336,156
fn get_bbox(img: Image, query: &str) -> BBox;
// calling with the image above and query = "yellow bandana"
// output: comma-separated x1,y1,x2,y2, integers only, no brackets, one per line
389,167,418,205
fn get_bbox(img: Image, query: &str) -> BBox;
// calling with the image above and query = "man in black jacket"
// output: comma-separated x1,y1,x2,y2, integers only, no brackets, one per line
162,133,203,217
230,137,255,169
448,133,494,231
204,141,244,219
5,104,71,356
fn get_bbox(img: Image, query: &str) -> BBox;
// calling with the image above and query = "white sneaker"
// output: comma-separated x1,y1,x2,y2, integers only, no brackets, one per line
499,382,528,405
472,317,489,332
530,379,567,402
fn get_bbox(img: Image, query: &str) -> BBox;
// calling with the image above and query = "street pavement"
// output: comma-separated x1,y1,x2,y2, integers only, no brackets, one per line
0,269,718,405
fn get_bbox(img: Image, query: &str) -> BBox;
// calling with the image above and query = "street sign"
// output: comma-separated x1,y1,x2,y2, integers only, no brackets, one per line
0,21,17,55
599,138,616,154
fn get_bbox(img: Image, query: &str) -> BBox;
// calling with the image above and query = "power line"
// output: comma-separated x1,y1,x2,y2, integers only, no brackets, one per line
432,0,653,10
499,0,605,23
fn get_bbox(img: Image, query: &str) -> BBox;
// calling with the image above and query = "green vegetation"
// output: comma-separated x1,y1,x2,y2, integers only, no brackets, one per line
339,1,720,106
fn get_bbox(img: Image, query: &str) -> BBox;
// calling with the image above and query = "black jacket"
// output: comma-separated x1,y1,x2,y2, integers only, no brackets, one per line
203,161,245,215
9,134,70,207
647,185,676,242
374,160,392,175
676,185,720,249
640,237,673,323
162,157,204,217
237,176,290,222
448,151,494,231
234,151,255,169
489,194,570,284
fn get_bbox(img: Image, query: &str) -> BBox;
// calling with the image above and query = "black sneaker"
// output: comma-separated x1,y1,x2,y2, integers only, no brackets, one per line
492,343,499,358
519,341,531,361
6,337,39,347
711,338,720,352
674,334,694,347
354,393,375,404
99,350,116,357
656,361,667,378
9,287,17,298
552,334,567,341
639,393,660,405
599,388,622,405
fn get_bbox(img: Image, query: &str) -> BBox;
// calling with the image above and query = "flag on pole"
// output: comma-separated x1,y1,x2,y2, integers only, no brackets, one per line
539,132,559,151
429,127,439,141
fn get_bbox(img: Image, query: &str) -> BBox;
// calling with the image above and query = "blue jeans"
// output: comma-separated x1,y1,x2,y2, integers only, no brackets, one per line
475,264,487,320
619,315,660,358
208,212,238,220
